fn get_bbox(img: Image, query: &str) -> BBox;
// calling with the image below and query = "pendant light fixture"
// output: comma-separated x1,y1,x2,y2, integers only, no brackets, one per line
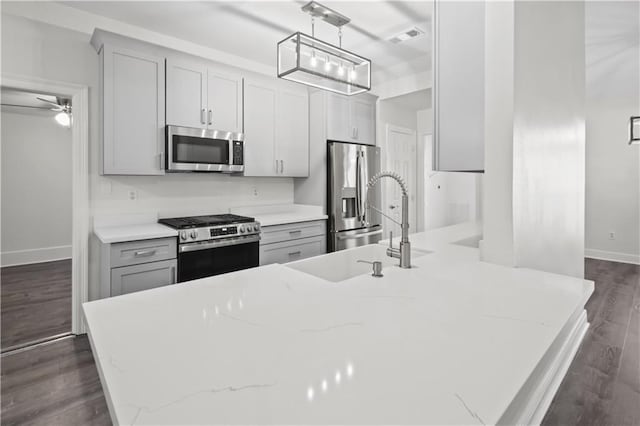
277,1,371,96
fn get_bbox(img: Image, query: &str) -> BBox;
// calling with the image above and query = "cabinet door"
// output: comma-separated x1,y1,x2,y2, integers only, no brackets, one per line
207,70,243,133
102,45,165,175
243,79,277,176
434,1,485,172
351,99,375,144
110,259,177,297
326,93,351,141
166,60,207,129
276,87,309,177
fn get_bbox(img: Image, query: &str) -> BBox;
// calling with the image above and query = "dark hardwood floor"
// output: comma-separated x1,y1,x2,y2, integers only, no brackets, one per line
543,259,640,426
1,336,110,426
0,258,637,425
1,260,72,350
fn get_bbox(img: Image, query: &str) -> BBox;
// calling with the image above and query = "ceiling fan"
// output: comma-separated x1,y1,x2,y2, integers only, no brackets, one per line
1,96,72,127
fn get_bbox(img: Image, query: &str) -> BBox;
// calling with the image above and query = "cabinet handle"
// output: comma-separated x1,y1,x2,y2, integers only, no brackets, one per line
288,251,302,257
208,109,213,125
289,230,302,236
133,249,157,258
355,127,359,139
201,108,206,125
158,152,164,170
171,266,176,284
280,160,284,174
275,159,279,173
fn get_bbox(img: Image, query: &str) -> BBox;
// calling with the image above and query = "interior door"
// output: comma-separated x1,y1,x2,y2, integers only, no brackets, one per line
207,70,243,133
243,78,277,176
166,60,207,129
276,87,309,177
383,125,417,240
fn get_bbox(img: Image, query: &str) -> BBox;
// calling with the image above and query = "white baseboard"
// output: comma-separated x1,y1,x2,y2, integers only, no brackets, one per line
1,245,72,267
585,248,640,265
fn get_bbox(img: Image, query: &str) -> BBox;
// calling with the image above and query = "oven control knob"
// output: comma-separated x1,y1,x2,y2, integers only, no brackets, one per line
239,226,245,233
190,230,197,239
180,231,187,241
253,225,260,232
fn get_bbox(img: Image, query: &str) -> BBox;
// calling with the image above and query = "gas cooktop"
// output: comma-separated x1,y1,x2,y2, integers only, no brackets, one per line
158,214,255,230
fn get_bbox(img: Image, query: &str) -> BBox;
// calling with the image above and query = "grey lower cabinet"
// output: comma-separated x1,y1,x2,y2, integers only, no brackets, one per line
111,259,177,296
99,237,178,298
259,220,326,266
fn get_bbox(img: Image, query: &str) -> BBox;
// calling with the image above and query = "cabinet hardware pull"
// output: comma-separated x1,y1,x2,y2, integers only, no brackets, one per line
289,230,302,235
201,108,206,124
280,160,284,174
133,249,157,257
208,109,213,125
171,266,176,284
288,251,302,257
158,152,164,170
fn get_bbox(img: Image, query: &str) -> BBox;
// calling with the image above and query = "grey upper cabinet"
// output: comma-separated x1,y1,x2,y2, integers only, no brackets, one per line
244,77,309,177
100,45,165,175
166,60,207,129
166,59,243,133
326,93,376,145
433,1,485,172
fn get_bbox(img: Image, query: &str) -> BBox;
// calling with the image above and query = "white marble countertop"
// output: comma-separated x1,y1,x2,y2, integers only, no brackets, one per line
84,222,593,425
231,204,327,227
94,223,178,244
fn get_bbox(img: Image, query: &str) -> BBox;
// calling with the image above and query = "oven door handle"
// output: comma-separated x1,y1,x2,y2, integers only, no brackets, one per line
179,234,260,253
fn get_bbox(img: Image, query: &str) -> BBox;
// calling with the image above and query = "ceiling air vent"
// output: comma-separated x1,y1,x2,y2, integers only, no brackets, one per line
388,26,426,44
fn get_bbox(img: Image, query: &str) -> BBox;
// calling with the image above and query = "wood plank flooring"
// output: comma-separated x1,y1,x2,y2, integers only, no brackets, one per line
1,260,72,350
0,258,637,425
542,259,640,426
1,336,111,426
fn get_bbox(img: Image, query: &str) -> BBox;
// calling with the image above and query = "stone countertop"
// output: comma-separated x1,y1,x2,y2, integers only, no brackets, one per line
83,221,593,425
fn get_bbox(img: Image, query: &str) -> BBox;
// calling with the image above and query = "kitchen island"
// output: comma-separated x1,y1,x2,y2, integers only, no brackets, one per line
83,222,593,425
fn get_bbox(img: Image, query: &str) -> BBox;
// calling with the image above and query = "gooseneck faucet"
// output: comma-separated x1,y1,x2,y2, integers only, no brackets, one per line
367,172,411,268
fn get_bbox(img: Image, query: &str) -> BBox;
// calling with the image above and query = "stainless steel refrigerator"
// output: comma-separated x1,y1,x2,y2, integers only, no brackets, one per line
327,141,382,252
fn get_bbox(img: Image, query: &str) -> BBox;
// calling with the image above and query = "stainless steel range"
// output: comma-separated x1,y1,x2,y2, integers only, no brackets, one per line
159,214,260,282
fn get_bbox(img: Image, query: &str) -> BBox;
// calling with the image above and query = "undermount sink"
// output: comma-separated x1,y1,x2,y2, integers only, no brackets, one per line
451,234,483,249
285,243,432,283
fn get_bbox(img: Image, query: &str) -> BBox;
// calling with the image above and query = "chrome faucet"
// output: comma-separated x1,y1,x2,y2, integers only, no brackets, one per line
367,172,411,268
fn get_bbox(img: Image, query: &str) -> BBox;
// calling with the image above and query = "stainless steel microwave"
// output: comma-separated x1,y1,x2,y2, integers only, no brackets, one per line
166,125,244,173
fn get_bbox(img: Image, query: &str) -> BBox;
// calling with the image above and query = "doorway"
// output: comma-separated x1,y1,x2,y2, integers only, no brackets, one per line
0,75,89,353
1,89,74,351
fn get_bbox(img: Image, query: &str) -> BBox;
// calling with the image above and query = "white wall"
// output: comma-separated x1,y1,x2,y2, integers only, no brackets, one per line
584,1,640,264
482,1,586,278
1,14,294,299
1,110,72,266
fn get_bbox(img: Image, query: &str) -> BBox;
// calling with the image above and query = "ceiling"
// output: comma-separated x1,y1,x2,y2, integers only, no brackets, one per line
60,1,431,83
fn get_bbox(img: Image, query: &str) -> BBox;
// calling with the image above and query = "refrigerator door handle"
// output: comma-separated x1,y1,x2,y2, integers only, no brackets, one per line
360,150,367,224
337,229,383,240
355,151,362,222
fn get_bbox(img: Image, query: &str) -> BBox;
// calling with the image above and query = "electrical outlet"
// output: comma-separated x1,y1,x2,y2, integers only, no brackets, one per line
252,186,258,196
609,232,615,240
128,190,138,201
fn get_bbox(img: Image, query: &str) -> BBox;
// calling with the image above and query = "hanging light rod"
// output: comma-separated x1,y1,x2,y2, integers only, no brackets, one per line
301,1,350,28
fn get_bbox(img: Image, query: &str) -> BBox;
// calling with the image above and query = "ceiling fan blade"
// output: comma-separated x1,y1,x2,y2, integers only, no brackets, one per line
1,103,55,110
36,96,61,107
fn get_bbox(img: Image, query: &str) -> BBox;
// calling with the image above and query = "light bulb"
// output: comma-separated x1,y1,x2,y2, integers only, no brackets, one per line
350,69,357,80
338,64,345,76
324,57,331,72
55,112,70,128
310,55,317,68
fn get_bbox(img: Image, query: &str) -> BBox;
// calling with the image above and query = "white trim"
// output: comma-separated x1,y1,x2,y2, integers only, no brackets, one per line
585,248,640,265
1,245,72,267
1,74,90,335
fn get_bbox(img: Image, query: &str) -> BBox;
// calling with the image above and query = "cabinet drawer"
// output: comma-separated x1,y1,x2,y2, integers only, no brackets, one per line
260,235,326,266
111,259,177,297
110,237,177,268
260,220,326,245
